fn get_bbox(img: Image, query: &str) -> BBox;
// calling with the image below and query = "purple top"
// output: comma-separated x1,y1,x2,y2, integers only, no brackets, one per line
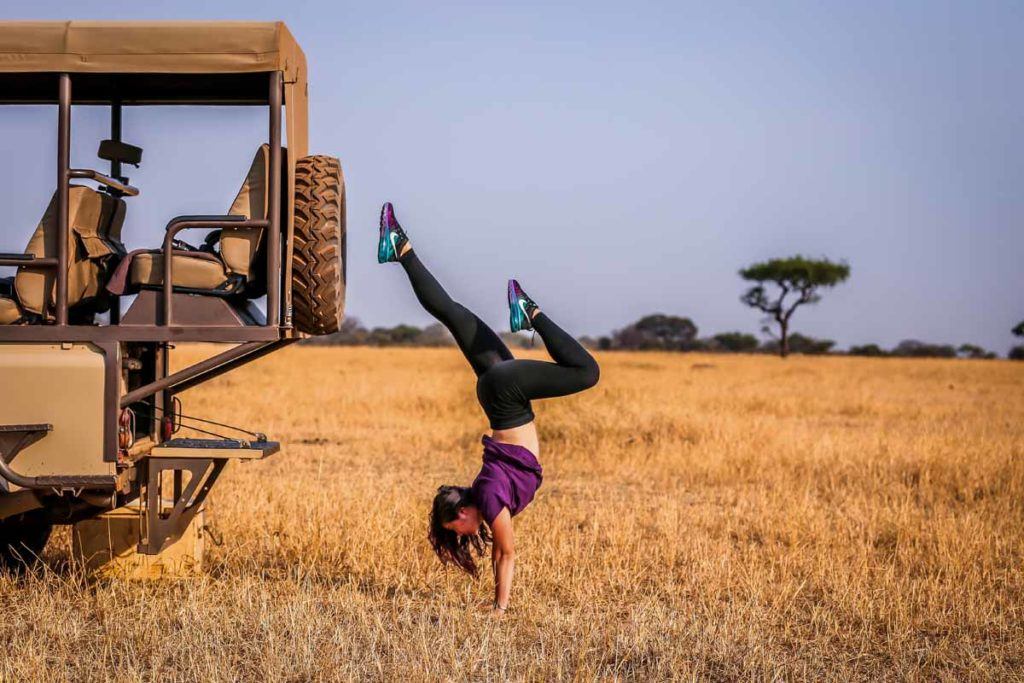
471,435,543,525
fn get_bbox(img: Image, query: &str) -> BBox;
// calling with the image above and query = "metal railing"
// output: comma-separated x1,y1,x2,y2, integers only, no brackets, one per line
159,216,270,326
18,70,285,329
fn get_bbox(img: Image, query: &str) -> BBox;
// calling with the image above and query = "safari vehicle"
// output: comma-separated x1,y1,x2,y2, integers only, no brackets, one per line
0,21,345,571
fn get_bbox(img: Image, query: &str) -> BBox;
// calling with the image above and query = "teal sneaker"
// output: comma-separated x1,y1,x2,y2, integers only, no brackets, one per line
377,202,410,263
508,279,539,332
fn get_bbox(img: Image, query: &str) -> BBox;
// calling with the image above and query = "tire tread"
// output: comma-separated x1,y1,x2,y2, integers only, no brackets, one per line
292,155,346,335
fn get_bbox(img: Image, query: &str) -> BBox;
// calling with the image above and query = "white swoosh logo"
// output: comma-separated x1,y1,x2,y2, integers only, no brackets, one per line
389,232,399,256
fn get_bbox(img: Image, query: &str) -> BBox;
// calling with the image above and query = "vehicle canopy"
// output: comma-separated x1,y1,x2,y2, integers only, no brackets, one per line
0,20,309,229
0,21,336,334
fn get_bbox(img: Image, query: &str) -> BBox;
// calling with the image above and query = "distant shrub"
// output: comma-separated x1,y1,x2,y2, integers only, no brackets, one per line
712,332,760,353
957,344,997,360
301,317,368,346
302,318,454,347
413,323,457,347
610,314,699,351
848,343,886,357
891,339,956,358
761,333,834,355
368,324,422,346
1007,322,1023,360
501,331,545,350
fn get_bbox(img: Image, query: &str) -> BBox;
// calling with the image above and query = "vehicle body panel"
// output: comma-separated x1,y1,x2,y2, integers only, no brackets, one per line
0,342,112,488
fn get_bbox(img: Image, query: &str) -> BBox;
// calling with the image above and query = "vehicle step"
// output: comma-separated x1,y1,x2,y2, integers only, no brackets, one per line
148,438,279,460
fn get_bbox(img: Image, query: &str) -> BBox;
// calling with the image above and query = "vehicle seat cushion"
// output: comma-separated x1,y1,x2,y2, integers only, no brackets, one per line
221,144,269,278
15,185,120,315
129,252,230,290
0,296,21,324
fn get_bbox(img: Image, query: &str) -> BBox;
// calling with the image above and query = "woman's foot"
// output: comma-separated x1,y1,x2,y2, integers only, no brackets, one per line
508,279,540,332
378,202,411,263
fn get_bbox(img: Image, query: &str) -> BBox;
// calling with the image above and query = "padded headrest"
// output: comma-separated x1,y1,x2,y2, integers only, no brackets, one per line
228,144,269,221
221,144,270,277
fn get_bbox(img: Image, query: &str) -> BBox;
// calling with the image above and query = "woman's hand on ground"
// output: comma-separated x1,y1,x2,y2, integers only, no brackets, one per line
477,601,507,618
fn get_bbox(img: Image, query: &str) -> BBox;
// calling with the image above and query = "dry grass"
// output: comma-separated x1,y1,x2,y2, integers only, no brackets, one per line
1,346,1022,681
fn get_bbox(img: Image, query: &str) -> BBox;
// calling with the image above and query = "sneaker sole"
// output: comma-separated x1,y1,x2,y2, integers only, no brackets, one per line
378,203,395,263
508,279,531,332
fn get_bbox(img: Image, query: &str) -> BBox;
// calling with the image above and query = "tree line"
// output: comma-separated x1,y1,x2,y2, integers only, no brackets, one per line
302,317,536,350
305,312,1022,360
588,314,1014,359
306,254,1023,360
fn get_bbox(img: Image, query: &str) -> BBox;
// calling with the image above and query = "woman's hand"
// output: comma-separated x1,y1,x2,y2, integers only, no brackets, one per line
476,601,507,618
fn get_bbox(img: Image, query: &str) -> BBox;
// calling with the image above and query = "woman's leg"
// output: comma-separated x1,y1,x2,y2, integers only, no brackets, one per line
400,250,514,376
532,313,598,374
502,312,600,401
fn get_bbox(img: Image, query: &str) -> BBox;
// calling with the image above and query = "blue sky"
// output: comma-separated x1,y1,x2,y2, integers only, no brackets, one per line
1,1,1021,353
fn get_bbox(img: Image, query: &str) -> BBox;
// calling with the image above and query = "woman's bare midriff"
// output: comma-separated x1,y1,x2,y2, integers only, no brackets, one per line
490,420,540,457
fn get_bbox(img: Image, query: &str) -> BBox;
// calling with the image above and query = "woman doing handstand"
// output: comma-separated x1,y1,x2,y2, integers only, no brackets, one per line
377,202,600,614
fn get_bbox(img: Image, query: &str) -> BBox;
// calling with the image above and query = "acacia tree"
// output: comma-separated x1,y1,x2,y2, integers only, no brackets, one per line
1011,321,1024,361
739,255,850,358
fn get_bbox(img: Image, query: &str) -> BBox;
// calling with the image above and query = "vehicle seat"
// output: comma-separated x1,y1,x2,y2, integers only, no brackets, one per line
0,186,125,324
128,144,272,297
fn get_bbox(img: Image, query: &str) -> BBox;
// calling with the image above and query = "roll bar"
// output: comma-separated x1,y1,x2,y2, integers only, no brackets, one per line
56,73,70,325
69,168,139,197
119,338,295,408
159,215,270,326
31,70,285,328
0,254,57,267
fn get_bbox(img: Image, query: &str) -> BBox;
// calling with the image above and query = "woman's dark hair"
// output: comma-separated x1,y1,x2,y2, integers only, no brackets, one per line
428,485,492,577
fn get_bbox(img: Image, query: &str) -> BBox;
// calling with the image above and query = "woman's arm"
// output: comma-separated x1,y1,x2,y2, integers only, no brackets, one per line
489,508,515,612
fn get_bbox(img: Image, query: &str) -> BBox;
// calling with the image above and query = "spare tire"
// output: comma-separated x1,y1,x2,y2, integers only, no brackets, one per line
292,155,346,335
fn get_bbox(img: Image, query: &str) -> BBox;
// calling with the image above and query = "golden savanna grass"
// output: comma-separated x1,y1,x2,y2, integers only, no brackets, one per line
1,345,1022,681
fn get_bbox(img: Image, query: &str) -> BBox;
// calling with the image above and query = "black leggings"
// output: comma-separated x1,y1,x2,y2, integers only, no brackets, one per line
401,251,600,429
